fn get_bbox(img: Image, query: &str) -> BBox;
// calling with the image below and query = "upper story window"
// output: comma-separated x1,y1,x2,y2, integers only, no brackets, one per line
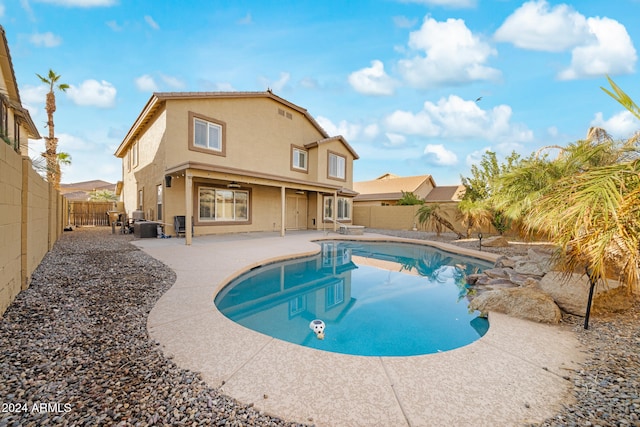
328,152,346,180
131,141,139,168
291,146,308,172
189,112,226,156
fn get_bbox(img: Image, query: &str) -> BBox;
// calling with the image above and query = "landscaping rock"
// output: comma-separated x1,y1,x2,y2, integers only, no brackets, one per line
469,287,562,324
482,235,510,247
538,272,631,316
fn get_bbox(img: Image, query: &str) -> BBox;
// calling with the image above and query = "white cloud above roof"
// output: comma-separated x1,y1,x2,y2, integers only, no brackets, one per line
397,17,500,88
494,0,591,52
495,0,637,79
558,17,637,80
348,60,397,96
591,110,640,139
29,32,62,47
423,144,458,166
135,75,158,92
67,79,116,108
385,95,533,143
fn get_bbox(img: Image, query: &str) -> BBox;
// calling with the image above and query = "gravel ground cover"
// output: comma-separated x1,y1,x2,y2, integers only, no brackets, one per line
0,228,308,427
0,227,638,426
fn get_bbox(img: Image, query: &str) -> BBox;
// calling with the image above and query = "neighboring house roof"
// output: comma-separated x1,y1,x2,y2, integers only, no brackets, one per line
0,25,40,140
423,185,466,202
60,180,116,200
353,174,435,201
114,91,358,159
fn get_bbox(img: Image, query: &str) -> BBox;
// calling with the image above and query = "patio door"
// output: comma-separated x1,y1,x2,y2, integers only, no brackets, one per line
286,195,307,230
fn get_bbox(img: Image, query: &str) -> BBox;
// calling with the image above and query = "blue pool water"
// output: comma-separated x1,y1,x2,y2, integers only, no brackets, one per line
215,241,493,357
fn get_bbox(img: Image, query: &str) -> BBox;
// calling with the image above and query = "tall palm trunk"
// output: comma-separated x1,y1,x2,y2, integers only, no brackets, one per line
37,69,68,190
44,92,58,188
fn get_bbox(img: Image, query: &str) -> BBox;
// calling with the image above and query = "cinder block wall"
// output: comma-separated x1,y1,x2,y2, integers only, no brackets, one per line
1,144,64,316
0,143,24,315
353,203,498,236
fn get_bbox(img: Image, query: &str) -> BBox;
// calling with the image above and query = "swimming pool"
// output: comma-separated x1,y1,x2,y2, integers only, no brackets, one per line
215,241,493,356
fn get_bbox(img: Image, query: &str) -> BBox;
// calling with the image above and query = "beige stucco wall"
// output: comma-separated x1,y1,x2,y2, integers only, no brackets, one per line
0,143,23,315
352,204,465,234
0,144,64,316
119,95,357,236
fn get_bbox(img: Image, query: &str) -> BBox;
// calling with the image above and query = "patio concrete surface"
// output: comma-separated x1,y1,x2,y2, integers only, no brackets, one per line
135,231,586,427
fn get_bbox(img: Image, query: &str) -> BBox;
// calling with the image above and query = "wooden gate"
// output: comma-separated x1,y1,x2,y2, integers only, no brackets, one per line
68,201,115,226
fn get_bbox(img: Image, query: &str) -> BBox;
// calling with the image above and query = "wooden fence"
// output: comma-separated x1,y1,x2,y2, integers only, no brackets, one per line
68,201,115,226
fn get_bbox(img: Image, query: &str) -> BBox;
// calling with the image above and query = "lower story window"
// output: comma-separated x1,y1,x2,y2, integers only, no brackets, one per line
199,187,249,221
323,196,352,221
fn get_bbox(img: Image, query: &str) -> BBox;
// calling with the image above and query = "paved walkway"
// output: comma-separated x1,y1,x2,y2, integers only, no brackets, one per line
135,231,585,427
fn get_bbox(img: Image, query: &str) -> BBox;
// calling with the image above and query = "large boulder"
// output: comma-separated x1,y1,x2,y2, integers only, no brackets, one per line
469,287,562,324
482,236,510,247
538,272,630,316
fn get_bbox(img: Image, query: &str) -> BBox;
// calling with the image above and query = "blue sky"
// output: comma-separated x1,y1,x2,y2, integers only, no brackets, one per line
2,0,639,186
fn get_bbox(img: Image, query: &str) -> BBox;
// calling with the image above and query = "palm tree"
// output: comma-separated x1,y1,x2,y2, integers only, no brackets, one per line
37,69,69,190
416,204,464,239
501,78,640,294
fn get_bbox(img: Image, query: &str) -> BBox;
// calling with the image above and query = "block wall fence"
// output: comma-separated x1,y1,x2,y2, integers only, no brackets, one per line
1,142,66,316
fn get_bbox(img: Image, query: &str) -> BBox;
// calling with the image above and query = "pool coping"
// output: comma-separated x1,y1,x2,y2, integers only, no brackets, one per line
136,231,586,427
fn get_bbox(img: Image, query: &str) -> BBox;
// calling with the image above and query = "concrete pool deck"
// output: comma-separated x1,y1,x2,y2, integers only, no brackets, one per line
136,231,585,427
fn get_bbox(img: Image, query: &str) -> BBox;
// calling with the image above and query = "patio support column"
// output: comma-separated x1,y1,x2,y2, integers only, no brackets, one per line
333,191,338,232
280,186,286,237
185,173,193,245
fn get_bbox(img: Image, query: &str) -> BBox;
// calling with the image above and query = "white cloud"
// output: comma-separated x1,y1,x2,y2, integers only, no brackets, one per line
67,80,116,108
348,60,397,96
385,109,440,136
20,84,48,104
466,147,492,167
135,74,158,92
213,82,235,91
385,95,533,143
591,111,640,139
363,124,380,139
33,0,117,6
494,0,591,52
160,74,185,89
384,133,406,147
397,17,500,88
29,32,62,47
558,17,637,80
260,72,290,92
399,0,475,8
144,15,159,30
495,1,636,80
0,4,5,17
106,20,122,31
423,144,458,166
316,116,362,141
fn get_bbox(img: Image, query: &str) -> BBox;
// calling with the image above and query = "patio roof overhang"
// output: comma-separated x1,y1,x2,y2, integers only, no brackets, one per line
164,161,357,195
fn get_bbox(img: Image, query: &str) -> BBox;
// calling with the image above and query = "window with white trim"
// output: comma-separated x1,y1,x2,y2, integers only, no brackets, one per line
194,118,222,152
156,184,163,221
292,147,307,171
323,196,351,221
325,280,345,309
198,187,249,222
328,152,346,179
132,142,139,168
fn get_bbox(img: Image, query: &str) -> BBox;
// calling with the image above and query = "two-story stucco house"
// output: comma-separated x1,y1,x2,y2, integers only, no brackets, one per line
0,26,41,156
114,91,359,243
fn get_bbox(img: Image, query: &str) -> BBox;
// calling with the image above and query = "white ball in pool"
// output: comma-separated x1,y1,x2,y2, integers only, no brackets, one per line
309,319,325,335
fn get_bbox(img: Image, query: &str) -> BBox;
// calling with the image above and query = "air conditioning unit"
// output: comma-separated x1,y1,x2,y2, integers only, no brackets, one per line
132,210,145,221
